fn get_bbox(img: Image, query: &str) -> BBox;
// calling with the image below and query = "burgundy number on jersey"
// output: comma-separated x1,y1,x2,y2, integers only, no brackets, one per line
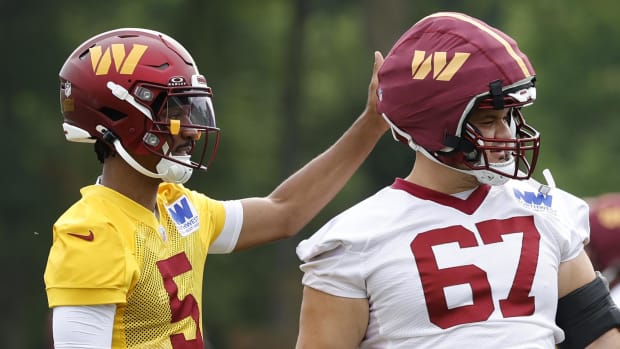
410,216,540,329
156,253,203,349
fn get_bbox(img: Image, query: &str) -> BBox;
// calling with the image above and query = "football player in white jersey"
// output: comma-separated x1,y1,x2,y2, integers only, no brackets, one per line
586,193,620,305
44,28,387,348
296,12,620,349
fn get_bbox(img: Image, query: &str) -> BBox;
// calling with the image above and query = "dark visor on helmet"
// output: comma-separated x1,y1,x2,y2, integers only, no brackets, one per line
157,94,217,132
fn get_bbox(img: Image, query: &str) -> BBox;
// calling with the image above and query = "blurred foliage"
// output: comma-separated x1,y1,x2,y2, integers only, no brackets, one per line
1,0,619,348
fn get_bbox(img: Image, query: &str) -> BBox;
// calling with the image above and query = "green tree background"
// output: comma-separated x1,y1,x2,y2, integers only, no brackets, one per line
2,0,619,348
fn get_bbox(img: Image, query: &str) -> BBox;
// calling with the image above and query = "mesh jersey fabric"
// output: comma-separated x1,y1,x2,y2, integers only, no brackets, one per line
44,183,242,348
297,178,589,349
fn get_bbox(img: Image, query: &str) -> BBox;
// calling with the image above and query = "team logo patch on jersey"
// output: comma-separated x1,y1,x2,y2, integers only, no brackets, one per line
513,189,555,212
166,195,200,237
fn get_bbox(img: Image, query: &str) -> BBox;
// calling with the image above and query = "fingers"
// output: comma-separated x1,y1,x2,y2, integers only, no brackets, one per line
373,51,384,74
370,51,384,88
365,50,389,133
368,51,384,107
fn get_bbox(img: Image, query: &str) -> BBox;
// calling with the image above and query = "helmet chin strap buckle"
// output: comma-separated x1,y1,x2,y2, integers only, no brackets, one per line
102,128,119,143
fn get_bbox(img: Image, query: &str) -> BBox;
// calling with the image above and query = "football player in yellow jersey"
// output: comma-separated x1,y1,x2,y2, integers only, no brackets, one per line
44,28,387,348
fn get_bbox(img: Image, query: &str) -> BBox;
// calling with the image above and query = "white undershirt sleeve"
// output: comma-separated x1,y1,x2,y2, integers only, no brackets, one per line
52,304,116,349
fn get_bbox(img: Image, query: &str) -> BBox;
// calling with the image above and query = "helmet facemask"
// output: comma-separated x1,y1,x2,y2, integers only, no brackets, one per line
436,78,541,185
454,107,540,184
103,79,220,184
139,83,220,172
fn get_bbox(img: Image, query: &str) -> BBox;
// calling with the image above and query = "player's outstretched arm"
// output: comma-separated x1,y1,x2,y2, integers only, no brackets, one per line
296,286,368,349
234,51,387,250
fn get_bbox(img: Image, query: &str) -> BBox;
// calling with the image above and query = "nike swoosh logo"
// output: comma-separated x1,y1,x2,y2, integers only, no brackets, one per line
68,230,95,242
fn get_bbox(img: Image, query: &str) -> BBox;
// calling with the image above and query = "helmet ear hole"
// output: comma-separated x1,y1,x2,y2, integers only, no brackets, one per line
100,107,127,121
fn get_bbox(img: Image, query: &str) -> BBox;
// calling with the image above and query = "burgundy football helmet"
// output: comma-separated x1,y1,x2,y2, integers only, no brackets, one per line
588,193,620,284
59,28,220,183
377,12,540,185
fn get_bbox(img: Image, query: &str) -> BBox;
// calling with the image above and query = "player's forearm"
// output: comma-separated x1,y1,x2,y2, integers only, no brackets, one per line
269,109,386,235
234,110,385,250
234,52,385,250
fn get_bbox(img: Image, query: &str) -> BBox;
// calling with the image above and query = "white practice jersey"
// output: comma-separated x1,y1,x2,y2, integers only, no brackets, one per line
297,178,590,349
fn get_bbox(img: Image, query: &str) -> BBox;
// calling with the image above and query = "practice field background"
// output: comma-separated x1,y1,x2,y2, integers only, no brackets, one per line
2,0,619,348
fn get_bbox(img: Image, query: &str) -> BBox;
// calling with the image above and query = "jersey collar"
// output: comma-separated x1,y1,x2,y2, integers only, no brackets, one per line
391,178,490,215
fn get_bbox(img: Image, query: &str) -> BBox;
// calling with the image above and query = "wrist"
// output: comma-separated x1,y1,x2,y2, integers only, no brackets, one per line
359,109,389,136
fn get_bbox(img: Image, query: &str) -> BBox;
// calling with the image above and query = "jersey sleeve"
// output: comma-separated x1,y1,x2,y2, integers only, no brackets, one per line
554,190,590,263
208,200,243,254
44,211,133,307
515,179,590,263
179,185,243,254
297,220,368,299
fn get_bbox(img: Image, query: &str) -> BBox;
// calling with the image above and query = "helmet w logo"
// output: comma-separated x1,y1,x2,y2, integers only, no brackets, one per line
411,50,470,81
89,44,148,76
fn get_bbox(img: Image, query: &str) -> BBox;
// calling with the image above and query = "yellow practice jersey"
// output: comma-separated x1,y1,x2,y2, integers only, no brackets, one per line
44,183,234,348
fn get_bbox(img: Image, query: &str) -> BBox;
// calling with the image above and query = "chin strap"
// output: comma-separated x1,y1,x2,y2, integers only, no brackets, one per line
384,112,512,186
115,140,193,184
418,147,511,186
102,129,193,184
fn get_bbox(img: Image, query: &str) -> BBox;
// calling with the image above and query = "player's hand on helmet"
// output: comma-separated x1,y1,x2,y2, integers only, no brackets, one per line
365,51,389,132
